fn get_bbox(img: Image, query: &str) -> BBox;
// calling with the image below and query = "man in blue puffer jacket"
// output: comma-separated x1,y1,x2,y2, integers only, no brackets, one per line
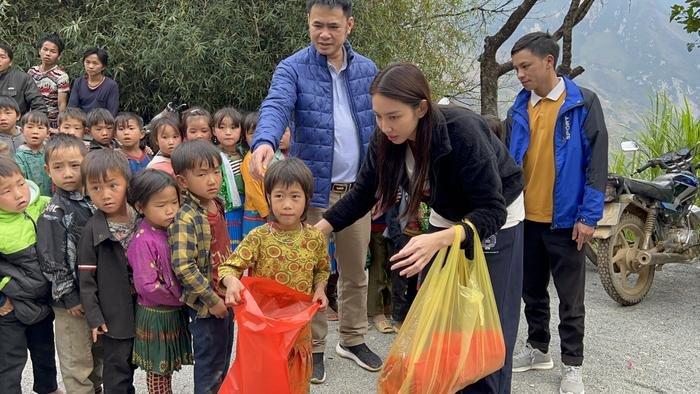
250,0,381,384
506,32,608,394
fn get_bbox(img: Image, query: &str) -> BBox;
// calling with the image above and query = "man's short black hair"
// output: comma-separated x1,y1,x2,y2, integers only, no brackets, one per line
511,32,560,65
36,32,65,54
0,41,13,61
45,133,88,165
306,0,352,17
0,95,20,115
82,47,109,68
171,139,221,176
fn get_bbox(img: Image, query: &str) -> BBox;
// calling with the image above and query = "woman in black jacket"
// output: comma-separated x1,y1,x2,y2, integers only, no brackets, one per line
316,62,507,273
315,62,524,393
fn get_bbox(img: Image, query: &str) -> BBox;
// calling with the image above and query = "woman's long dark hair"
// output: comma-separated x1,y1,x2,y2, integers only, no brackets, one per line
371,63,435,219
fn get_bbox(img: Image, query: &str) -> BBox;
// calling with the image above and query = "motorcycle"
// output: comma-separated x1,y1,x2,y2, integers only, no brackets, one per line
586,141,700,305
144,101,189,135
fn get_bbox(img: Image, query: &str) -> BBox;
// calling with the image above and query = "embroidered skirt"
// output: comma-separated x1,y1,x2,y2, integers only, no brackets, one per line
132,305,193,375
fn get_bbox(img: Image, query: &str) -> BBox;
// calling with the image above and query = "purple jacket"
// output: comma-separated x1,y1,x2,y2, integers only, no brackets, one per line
126,220,182,307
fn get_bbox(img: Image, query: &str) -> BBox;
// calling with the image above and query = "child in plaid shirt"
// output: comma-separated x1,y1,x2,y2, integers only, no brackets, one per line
168,140,233,394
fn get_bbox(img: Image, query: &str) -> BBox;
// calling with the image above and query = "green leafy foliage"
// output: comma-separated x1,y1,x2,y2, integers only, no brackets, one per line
0,0,477,120
670,0,700,51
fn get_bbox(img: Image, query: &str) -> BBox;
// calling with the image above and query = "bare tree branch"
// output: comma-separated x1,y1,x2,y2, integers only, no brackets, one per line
488,0,538,49
569,65,585,78
479,0,597,115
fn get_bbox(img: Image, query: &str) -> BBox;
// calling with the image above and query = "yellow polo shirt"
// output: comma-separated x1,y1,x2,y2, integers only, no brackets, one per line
523,80,566,223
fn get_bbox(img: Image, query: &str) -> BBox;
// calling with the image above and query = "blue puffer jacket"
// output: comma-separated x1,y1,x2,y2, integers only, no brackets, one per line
253,41,378,208
506,77,608,229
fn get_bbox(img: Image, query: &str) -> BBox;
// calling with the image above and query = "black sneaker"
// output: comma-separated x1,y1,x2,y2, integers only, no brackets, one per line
335,342,383,371
310,352,326,384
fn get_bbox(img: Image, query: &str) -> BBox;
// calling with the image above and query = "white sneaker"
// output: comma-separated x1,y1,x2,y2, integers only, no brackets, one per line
512,343,554,372
560,364,585,394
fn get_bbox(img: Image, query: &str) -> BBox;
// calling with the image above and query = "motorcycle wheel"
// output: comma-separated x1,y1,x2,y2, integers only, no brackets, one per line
597,213,655,306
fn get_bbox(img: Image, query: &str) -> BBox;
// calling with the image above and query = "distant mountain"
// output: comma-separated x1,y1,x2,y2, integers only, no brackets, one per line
491,0,699,140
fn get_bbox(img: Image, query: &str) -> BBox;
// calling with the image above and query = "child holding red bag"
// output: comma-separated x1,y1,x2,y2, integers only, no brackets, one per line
219,158,329,394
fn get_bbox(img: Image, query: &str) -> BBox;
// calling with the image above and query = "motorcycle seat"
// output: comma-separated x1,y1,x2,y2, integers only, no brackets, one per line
622,177,674,203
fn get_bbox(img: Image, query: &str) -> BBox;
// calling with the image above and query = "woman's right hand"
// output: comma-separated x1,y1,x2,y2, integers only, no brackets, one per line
389,228,462,277
313,219,334,236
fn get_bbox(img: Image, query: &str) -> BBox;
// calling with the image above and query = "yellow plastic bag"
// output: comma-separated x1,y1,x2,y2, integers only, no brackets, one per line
378,223,505,394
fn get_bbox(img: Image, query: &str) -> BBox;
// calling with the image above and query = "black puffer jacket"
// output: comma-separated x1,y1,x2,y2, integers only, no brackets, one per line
0,182,52,325
0,247,52,324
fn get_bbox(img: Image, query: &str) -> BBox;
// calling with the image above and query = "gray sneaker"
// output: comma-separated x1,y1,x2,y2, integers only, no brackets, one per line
512,343,554,372
560,365,585,394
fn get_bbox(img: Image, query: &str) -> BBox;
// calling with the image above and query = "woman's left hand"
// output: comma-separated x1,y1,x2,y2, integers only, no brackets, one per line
389,228,460,277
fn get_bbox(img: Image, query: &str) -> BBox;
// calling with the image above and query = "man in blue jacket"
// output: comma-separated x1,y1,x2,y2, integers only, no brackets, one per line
249,0,381,383
506,32,608,394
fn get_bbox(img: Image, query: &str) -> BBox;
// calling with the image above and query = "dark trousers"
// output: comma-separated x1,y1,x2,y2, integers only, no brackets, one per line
0,311,58,394
522,220,586,366
102,336,135,394
460,222,524,394
188,307,234,394
387,233,417,323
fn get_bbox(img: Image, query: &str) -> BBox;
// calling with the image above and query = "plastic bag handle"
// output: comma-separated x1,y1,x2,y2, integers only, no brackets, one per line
459,220,481,251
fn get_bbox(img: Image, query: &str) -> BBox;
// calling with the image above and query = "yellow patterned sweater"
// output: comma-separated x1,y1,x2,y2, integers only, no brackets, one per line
218,223,330,295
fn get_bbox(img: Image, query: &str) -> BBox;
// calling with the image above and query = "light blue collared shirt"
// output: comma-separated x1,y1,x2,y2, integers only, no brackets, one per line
328,50,361,183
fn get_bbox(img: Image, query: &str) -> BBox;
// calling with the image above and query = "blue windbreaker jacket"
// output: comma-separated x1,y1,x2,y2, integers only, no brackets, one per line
506,77,608,229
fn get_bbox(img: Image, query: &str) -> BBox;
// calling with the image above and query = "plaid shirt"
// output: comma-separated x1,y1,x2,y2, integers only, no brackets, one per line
168,192,220,318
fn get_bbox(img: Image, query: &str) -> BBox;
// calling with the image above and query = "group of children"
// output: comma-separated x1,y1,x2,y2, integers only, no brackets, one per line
0,93,323,394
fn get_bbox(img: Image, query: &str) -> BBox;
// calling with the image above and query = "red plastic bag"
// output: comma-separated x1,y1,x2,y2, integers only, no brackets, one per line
218,276,319,394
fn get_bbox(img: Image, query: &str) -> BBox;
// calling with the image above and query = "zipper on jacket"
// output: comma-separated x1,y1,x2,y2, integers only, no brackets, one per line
23,211,38,233
550,99,584,230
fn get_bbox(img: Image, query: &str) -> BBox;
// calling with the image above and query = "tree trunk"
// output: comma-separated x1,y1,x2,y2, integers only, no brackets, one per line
480,38,500,116
477,0,596,115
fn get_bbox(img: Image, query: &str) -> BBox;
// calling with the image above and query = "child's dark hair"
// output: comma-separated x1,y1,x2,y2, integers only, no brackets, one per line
82,47,109,68
264,157,314,221
0,95,20,115
212,107,243,146
128,169,180,211
21,111,50,129
181,107,211,135
242,111,258,134
171,140,222,176
149,115,181,147
115,112,144,130
511,32,559,65
59,107,87,127
45,133,88,164
482,114,505,143
0,156,22,178
81,149,131,186
0,41,13,61
87,108,115,128
213,107,243,130
36,32,65,54
241,111,259,150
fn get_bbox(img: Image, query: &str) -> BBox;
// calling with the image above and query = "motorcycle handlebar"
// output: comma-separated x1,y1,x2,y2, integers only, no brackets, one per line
635,161,654,174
